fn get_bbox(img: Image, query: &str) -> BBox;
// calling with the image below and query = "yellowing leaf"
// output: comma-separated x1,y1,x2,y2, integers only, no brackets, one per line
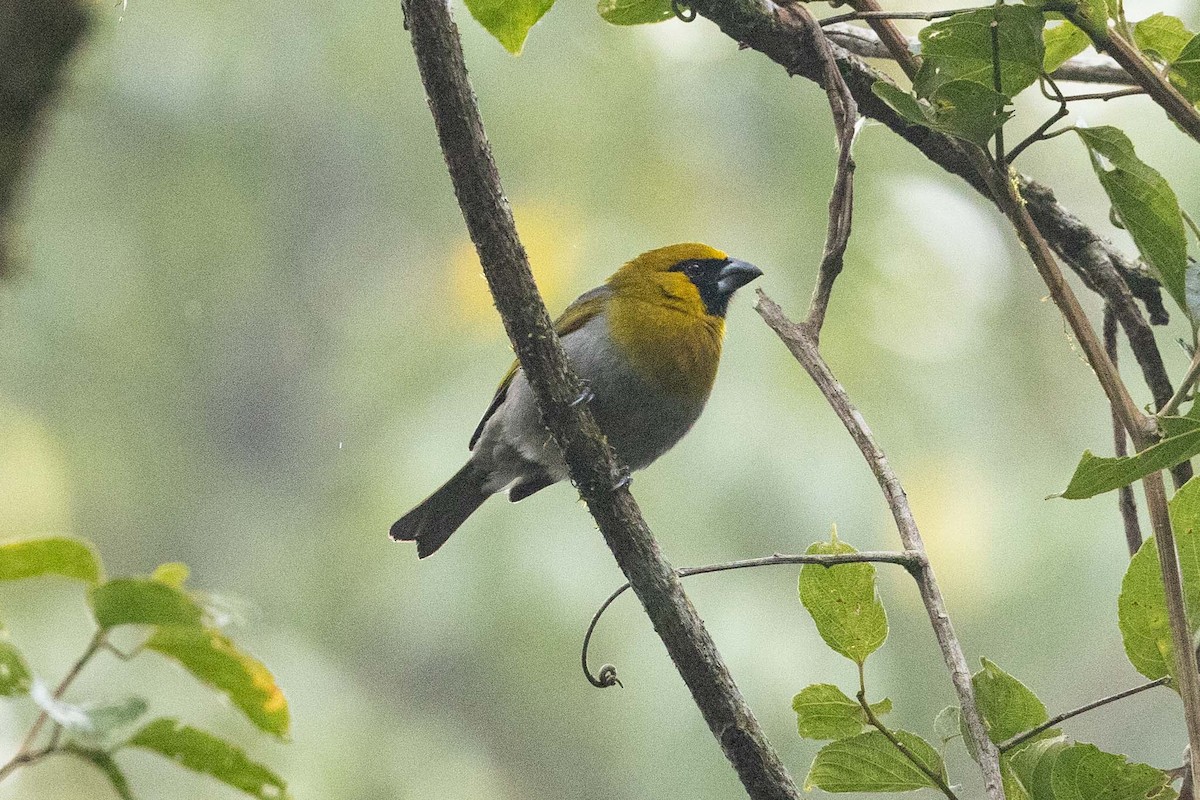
148,626,289,737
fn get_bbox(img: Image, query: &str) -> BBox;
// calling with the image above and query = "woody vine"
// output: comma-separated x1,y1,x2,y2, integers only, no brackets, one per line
404,0,1200,799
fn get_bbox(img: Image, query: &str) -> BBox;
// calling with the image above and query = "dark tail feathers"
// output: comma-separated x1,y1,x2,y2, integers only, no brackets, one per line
390,462,490,558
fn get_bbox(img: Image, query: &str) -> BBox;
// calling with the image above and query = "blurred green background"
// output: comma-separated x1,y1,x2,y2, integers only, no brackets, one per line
3,1,1200,798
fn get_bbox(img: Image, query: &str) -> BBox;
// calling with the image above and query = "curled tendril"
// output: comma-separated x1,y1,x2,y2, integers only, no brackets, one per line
580,551,922,690
671,0,697,23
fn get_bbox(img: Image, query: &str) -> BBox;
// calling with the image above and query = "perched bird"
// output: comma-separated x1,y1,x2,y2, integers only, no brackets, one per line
391,242,762,557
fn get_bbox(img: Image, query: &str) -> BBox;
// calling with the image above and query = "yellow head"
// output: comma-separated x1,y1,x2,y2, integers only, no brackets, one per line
602,243,763,398
606,243,763,320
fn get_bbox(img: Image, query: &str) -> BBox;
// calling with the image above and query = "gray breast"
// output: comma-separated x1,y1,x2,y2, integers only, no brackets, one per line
471,314,710,494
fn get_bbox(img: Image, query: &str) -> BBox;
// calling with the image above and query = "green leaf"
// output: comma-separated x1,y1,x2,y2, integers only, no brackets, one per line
0,626,31,696
1001,755,1032,800
463,0,556,54
805,730,945,792
798,531,888,665
1133,14,1194,62
972,658,1054,744
917,6,1046,97
1059,433,1200,499
1043,21,1091,72
1169,35,1200,104
597,0,672,25
147,626,289,737
90,578,205,629
127,718,289,800
1050,743,1175,800
0,537,102,584
791,683,892,741
1118,477,1200,682
1075,126,1188,314
1009,737,1070,800
152,562,190,589
63,745,135,800
873,79,1011,146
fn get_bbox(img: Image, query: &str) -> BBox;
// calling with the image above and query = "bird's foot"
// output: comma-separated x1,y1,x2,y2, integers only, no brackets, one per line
612,467,632,492
570,381,595,407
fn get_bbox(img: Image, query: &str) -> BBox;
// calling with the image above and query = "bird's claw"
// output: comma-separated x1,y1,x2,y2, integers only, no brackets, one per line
570,382,595,407
612,467,632,492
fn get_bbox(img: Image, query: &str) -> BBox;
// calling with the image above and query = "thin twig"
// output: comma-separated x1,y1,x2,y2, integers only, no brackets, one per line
1105,306,1143,557
754,289,1004,800
1070,22,1200,145
998,676,1170,752
820,6,986,26
796,3,858,339
823,23,1135,86
1058,86,1145,102
2,629,105,782
402,1,801,797
582,551,923,687
857,664,958,800
1159,348,1200,419
1009,76,1070,163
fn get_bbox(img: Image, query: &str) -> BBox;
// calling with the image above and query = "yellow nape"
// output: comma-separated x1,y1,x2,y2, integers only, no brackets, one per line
615,242,728,275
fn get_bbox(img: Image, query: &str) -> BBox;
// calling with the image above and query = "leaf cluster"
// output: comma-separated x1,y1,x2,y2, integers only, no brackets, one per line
791,531,1176,798
0,537,289,800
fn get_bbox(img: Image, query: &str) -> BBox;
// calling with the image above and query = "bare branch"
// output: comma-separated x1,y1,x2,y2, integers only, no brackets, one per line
755,289,1004,800
998,676,1170,753
823,23,1134,86
1105,306,1143,557
796,3,858,339
402,1,801,797
582,551,924,688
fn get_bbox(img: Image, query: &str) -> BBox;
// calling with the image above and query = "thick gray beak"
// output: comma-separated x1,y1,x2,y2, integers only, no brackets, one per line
716,259,764,295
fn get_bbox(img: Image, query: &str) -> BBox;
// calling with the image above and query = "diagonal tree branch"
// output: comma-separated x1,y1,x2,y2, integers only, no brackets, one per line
756,290,1003,799
0,0,90,276
402,1,802,797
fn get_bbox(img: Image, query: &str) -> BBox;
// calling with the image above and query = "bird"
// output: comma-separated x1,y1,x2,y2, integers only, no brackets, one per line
390,242,763,558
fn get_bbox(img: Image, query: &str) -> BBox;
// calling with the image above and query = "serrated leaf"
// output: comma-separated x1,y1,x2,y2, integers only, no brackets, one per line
1044,21,1091,71
0,537,102,584
798,532,888,665
63,745,135,800
805,729,945,792
1059,433,1200,499
31,680,148,742
1118,477,1200,683
1134,14,1194,62
791,683,892,741
127,718,289,800
597,0,671,25
873,79,1011,146
90,578,205,629
1169,35,1200,104
464,0,556,54
152,562,190,589
147,626,289,737
972,658,1054,744
917,6,1046,97
1050,743,1175,800
1075,127,1188,314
